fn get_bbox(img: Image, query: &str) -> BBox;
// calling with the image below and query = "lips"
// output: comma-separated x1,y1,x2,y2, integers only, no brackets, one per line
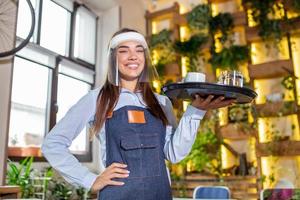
125,63,139,70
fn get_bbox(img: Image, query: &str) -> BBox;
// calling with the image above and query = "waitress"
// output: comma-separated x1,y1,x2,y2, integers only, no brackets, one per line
42,28,234,200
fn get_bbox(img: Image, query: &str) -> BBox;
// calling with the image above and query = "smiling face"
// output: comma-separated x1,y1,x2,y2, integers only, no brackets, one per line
117,41,146,83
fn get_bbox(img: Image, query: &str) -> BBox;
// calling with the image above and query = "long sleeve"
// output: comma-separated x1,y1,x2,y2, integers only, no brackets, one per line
162,97,206,163
41,88,100,190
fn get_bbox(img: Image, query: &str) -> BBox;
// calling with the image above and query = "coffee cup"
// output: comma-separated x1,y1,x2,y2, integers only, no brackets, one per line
184,72,206,82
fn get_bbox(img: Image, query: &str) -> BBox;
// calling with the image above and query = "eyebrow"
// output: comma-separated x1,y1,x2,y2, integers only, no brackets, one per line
118,45,144,49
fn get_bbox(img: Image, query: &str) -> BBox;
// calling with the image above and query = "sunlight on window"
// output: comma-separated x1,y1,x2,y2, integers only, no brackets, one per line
74,6,96,64
16,0,37,41
40,0,70,55
9,57,50,147
57,74,91,153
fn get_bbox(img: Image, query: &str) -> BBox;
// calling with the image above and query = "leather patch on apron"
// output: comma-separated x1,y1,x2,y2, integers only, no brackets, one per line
127,110,146,123
107,111,113,119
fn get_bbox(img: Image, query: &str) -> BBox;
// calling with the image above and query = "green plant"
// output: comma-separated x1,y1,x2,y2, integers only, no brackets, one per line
292,0,300,12
210,45,249,70
209,13,234,44
179,128,221,175
281,75,295,91
292,189,300,199
150,29,172,48
6,156,35,198
75,187,90,200
51,180,72,200
174,34,208,56
150,29,177,77
243,0,284,41
187,4,211,31
229,104,250,122
174,34,208,72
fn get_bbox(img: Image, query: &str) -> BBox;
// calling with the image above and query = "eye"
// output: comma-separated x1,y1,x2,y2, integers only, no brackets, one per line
118,50,128,53
136,48,145,53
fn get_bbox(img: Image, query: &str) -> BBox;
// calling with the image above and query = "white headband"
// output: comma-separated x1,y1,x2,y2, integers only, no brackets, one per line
108,32,148,50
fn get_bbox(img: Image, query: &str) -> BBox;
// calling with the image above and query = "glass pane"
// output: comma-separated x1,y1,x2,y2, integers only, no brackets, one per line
57,74,91,153
9,57,50,147
16,0,38,41
74,7,96,64
59,59,95,84
40,0,70,55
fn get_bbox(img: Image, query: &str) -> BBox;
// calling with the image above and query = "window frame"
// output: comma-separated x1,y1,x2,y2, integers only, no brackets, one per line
9,0,97,162
70,2,98,69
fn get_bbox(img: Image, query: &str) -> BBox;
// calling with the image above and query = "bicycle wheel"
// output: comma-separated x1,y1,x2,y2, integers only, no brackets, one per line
0,0,35,58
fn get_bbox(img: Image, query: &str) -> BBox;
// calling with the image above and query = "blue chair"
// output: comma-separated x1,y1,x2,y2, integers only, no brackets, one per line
193,186,230,199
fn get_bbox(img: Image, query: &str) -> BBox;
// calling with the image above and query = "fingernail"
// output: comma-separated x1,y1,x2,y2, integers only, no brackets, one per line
127,170,130,173
121,182,125,185
221,96,225,100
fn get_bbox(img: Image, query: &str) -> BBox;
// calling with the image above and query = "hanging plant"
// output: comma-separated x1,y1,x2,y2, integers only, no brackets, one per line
292,0,300,12
150,29,177,77
259,19,282,41
243,0,284,41
187,4,211,31
154,59,167,76
174,34,208,72
150,29,172,48
173,34,208,56
209,13,234,44
210,45,249,70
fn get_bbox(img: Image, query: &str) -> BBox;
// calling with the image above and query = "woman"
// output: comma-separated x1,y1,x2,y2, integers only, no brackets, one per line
42,28,234,200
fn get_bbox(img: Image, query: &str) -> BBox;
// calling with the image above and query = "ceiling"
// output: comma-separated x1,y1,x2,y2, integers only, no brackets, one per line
82,0,117,13
82,0,154,13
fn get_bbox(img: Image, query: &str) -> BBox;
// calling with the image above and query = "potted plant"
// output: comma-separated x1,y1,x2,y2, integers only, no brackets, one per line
6,157,35,198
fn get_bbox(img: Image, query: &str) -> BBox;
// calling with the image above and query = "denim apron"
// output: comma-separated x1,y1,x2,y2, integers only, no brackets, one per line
98,105,172,200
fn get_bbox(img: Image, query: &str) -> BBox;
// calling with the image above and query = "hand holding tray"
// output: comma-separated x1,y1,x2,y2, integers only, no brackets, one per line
162,82,257,104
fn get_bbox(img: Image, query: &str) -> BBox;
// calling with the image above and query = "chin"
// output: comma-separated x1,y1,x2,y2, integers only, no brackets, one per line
121,74,140,81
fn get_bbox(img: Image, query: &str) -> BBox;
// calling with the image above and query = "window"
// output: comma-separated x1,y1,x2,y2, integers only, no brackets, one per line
16,0,39,42
73,6,97,64
57,75,90,153
40,0,71,55
57,59,94,154
9,57,51,147
9,0,97,161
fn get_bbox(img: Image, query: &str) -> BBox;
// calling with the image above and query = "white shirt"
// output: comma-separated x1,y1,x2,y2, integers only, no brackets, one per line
42,87,206,190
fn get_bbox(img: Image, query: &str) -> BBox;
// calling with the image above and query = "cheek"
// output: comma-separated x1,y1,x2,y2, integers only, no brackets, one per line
139,56,145,66
118,55,127,65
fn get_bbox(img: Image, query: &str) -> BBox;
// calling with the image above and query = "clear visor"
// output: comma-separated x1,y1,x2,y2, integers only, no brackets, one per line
106,32,159,87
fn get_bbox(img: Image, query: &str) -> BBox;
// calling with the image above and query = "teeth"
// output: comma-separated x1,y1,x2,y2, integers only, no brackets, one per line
127,64,138,68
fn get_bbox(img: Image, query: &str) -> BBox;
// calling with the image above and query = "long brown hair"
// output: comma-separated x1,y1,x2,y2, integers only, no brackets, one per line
90,28,168,139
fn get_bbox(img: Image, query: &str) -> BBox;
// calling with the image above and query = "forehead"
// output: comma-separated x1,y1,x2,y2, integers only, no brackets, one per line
118,40,143,48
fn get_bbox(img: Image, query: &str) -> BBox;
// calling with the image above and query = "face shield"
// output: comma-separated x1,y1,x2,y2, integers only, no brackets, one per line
106,32,159,86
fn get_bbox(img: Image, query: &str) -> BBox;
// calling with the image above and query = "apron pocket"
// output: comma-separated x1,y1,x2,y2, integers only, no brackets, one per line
120,133,161,178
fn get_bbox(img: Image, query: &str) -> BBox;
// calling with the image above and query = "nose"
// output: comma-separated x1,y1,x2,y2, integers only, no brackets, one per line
128,50,138,60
